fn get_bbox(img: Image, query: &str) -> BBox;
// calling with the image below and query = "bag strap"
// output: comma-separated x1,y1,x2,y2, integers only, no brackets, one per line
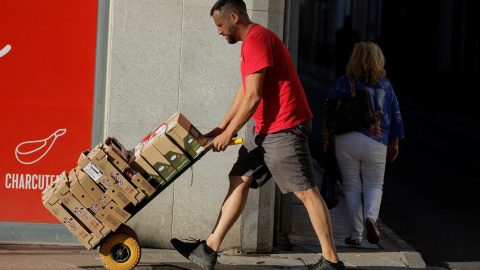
347,77,356,96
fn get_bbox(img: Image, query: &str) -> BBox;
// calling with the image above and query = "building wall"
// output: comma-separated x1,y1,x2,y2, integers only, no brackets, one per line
101,0,286,252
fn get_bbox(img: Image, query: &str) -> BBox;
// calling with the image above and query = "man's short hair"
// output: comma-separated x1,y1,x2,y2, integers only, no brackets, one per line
210,0,247,17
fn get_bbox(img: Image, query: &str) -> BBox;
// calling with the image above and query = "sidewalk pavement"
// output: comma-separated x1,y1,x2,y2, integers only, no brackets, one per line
0,202,426,270
0,159,427,270
0,201,426,270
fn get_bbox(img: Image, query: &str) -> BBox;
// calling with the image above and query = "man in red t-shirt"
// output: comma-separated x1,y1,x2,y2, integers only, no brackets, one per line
171,1,345,270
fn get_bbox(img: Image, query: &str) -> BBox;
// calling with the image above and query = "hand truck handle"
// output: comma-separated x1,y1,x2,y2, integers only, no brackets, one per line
228,138,243,145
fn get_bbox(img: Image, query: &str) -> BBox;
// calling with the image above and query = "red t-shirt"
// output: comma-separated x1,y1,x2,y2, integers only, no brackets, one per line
241,24,312,134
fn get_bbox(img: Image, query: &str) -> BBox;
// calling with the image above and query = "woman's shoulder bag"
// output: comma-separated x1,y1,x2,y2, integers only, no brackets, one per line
325,78,375,136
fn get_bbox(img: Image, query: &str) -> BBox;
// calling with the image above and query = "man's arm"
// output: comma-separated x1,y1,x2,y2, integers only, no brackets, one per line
220,85,245,129
204,85,244,139
206,68,265,152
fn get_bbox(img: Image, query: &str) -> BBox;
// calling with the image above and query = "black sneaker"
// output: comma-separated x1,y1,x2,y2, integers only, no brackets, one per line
171,238,218,270
365,218,380,244
311,257,346,270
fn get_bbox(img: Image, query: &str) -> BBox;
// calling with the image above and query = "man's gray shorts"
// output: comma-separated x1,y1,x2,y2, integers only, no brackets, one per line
229,119,316,194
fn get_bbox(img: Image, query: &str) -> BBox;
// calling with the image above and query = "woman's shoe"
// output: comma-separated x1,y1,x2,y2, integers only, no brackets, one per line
365,218,380,244
344,236,362,246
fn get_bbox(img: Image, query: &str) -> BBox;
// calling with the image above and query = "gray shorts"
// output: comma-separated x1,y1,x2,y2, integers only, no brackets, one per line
229,119,316,194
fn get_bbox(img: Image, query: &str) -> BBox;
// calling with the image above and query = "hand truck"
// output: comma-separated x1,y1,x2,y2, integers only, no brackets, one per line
42,127,242,270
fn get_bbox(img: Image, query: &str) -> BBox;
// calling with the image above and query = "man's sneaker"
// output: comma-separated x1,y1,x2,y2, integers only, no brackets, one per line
365,218,380,244
171,238,218,270
311,257,346,270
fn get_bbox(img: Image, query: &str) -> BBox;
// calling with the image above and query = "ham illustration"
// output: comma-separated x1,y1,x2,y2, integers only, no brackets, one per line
0,44,11,57
15,128,67,165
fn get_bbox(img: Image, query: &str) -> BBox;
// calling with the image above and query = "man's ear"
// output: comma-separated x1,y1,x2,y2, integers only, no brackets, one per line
231,12,239,24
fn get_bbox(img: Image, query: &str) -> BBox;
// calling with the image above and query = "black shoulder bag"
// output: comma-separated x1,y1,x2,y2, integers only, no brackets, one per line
325,78,375,135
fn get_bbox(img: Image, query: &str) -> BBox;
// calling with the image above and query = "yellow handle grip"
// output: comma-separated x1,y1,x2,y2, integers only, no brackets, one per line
228,138,243,145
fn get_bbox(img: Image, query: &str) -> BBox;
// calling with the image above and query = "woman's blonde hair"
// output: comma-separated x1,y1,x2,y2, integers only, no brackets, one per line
346,41,386,86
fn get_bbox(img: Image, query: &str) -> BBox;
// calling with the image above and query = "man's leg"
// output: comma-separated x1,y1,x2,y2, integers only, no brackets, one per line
170,175,254,270
294,186,339,263
206,175,254,251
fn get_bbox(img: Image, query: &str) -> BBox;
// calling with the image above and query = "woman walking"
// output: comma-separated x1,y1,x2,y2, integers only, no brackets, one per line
323,41,404,246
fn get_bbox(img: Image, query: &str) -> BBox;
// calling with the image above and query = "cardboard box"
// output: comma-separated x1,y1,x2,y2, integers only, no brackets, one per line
75,168,105,200
77,161,128,208
98,175,116,191
130,156,167,188
45,201,94,249
89,235,102,250
137,122,167,147
128,144,166,188
79,149,143,206
55,191,109,239
42,172,71,205
154,123,167,136
105,145,129,172
70,181,95,209
140,142,178,183
78,151,105,183
42,187,56,205
105,137,129,158
88,145,145,205
129,171,156,197
165,112,206,159
89,201,102,214
42,171,69,203
43,185,62,207
151,133,190,172
89,193,112,213
95,207,122,232
102,201,131,224
103,137,129,172
68,168,78,186
105,184,131,209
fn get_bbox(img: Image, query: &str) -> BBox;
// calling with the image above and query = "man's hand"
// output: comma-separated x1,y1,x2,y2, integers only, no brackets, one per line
204,127,225,138
203,132,233,152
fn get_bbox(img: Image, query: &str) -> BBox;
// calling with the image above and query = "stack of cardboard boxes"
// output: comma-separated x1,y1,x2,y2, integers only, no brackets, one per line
41,112,206,249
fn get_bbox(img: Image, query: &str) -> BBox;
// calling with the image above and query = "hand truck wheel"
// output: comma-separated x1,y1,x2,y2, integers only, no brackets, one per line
116,224,138,240
99,232,141,270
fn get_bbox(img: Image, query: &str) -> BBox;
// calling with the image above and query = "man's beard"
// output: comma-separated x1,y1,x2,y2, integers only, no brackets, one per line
225,24,237,44
225,34,236,44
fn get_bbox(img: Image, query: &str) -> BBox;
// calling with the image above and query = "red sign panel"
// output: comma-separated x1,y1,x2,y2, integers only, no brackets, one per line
0,1,98,223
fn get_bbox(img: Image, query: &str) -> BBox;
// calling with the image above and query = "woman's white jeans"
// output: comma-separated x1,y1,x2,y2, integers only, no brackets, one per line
335,132,387,240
